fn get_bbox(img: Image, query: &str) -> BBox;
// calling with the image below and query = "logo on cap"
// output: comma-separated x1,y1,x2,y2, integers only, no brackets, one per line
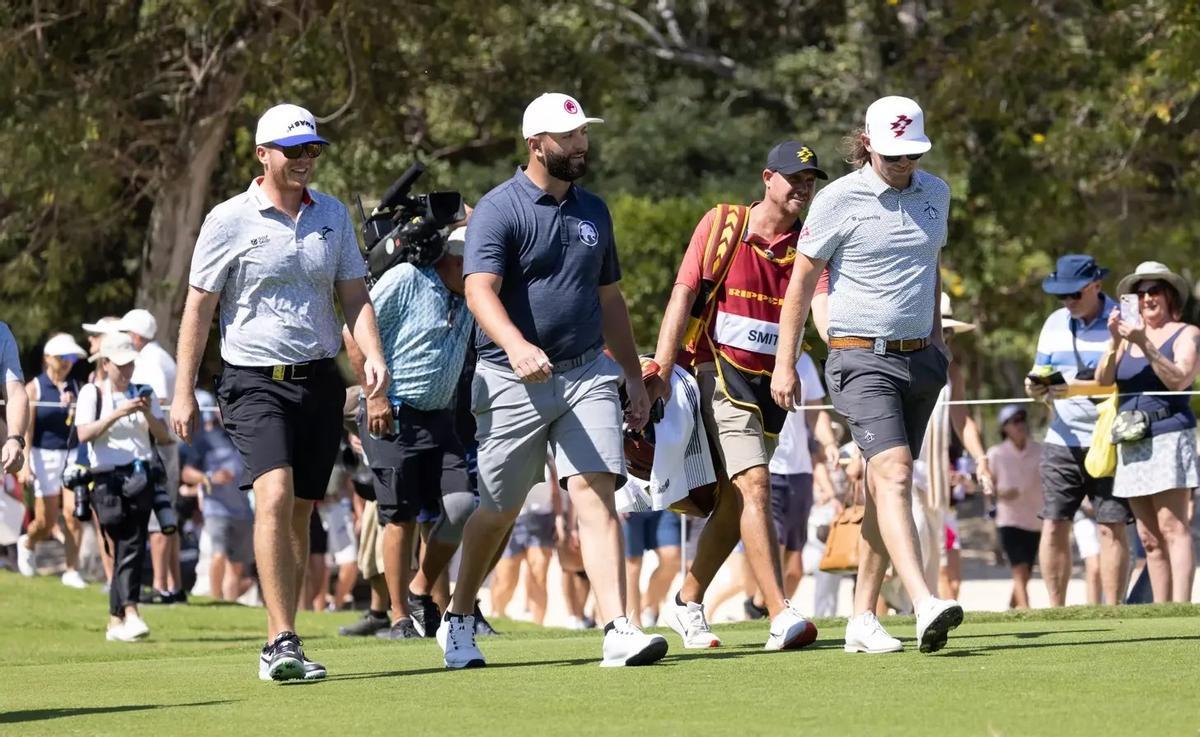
890,114,913,138
579,221,599,248
564,99,579,114
796,146,814,163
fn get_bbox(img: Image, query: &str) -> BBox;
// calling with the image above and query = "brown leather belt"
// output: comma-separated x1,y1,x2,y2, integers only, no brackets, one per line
828,337,931,353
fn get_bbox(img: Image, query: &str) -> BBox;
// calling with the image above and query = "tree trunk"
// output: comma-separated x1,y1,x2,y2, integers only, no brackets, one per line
137,71,246,352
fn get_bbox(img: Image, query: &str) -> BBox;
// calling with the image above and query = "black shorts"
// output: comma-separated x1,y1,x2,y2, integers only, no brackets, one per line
1039,443,1131,524
359,405,470,526
770,473,814,551
825,345,948,460
216,360,345,502
309,507,329,555
998,526,1041,568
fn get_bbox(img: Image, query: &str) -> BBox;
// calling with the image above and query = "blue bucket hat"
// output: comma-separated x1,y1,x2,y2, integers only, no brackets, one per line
1041,254,1109,295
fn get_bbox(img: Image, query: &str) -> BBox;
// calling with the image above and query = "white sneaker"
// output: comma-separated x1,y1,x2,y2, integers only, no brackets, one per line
16,535,35,576
764,601,818,651
105,620,146,642
844,612,903,654
437,614,485,669
600,617,668,667
564,616,588,631
640,607,658,629
61,570,87,589
122,613,150,640
664,597,721,649
915,597,963,654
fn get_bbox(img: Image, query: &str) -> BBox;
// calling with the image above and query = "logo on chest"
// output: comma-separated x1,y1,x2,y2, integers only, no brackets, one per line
317,226,334,241
250,234,271,247
578,220,600,248
923,202,939,221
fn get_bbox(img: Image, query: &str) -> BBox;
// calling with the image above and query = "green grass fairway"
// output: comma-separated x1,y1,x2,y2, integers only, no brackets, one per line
2,576,1198,737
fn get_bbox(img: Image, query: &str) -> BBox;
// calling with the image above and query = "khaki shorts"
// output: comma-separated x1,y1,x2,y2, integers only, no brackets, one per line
356,500,387,579
696,364,776,479
473,351,626,513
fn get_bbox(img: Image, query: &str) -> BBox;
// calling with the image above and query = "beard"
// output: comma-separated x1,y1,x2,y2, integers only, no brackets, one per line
543,148,587,181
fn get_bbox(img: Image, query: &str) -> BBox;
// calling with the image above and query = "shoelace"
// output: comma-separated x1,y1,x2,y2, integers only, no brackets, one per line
861,614,888,637
685,604,712,633
453,618,477,648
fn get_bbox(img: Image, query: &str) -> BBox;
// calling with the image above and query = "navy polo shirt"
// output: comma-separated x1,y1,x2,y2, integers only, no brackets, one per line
464,167,621,365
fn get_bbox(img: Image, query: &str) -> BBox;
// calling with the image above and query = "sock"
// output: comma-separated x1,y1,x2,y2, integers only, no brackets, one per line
604,616,628,634
368,609,387,620
675,593,686,607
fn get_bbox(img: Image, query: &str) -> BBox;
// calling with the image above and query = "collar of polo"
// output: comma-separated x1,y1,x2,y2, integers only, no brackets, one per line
249,177,314,211
861,165,924,197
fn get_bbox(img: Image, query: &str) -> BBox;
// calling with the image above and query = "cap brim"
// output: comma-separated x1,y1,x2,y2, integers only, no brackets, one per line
89,350,138,366
942,318,976,333
1042,270,1108,294
50,348,87,358
264,133,329,146
774,164,829,180
871,137,932,157
528,117,604,137
81,322,119,334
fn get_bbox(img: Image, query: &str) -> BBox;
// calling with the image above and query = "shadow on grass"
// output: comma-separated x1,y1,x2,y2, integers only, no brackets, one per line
949,628,1113,640
0,700,233,724
942,634,1200,656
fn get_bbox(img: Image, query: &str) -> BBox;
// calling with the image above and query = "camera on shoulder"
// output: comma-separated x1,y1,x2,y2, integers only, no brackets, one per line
357,161,464,281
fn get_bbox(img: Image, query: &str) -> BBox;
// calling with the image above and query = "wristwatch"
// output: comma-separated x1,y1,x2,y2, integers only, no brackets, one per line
6,435,25,449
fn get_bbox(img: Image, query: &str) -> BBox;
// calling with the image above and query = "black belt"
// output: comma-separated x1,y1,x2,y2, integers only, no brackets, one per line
225,358,337,382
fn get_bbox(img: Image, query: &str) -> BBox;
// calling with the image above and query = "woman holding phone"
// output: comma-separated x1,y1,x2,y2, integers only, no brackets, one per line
76,332,172,641
1097,261,1199,602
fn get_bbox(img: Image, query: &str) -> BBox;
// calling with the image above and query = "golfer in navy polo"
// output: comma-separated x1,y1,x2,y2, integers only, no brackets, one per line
437,92,667,669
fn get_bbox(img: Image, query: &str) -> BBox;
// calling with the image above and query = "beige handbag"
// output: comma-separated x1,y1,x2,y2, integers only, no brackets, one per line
819,479,864,574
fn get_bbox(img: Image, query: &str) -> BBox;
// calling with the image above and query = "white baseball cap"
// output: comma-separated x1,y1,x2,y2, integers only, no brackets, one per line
43,333,87,358
81,316,121,334
115,309,157,340
521,93,604,139
445,226,467,258
255,103,329,147
89,332,140,366
864,96,932,156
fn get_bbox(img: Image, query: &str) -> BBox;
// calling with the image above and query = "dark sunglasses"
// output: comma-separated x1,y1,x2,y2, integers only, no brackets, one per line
1136,284,1165,297
268,142,323,159
881,153,924,163
1057,290,1084,301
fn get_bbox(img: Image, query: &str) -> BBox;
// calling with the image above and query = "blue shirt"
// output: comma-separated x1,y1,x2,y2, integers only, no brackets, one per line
189,179,368,366
0,322,23,385
1033,294,1119,447
464,167,621,365
373,263,472,410
181,425,253,521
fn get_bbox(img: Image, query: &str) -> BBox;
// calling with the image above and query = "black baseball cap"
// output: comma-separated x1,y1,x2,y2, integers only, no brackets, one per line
766,141,828,180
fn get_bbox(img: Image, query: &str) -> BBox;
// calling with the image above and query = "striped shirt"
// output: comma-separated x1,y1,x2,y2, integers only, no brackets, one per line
1032,294,1118,447
798,165,950,340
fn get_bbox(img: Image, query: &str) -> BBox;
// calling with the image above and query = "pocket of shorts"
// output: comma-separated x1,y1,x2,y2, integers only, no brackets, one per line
825,351,845,393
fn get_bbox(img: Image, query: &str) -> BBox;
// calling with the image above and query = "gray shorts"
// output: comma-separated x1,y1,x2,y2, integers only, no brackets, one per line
1040,443,1131,524
504,512,557,557
472,350,626,513
207,516,254,565
825,345,948,460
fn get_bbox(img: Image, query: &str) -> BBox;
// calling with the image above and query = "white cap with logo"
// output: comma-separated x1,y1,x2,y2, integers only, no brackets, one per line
865,96,932,156
255,103,330,147
522,93,604,139
445,226,468,258
115,309,158,340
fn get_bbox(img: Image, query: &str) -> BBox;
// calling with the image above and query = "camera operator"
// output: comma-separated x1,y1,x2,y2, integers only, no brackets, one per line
343,225,477,640
76,332,172,642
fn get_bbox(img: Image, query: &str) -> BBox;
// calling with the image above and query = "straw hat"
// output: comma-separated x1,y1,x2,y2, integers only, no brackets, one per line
1115,261,1191,305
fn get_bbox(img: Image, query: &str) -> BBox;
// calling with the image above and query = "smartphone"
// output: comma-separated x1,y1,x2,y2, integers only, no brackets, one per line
1120,293,1142,328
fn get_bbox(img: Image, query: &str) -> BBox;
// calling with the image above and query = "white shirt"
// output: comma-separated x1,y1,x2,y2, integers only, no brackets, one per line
76,380,163,469
132,340,177,404
769,353,826,475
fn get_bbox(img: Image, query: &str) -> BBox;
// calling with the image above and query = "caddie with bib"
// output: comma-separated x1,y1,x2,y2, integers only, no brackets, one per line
649,140,826,654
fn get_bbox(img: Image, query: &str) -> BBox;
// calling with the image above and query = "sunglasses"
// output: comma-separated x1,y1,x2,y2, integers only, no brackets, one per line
881,153,924,163
1136,284,1165,297
1057,290,1084,301
267,142,323,160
